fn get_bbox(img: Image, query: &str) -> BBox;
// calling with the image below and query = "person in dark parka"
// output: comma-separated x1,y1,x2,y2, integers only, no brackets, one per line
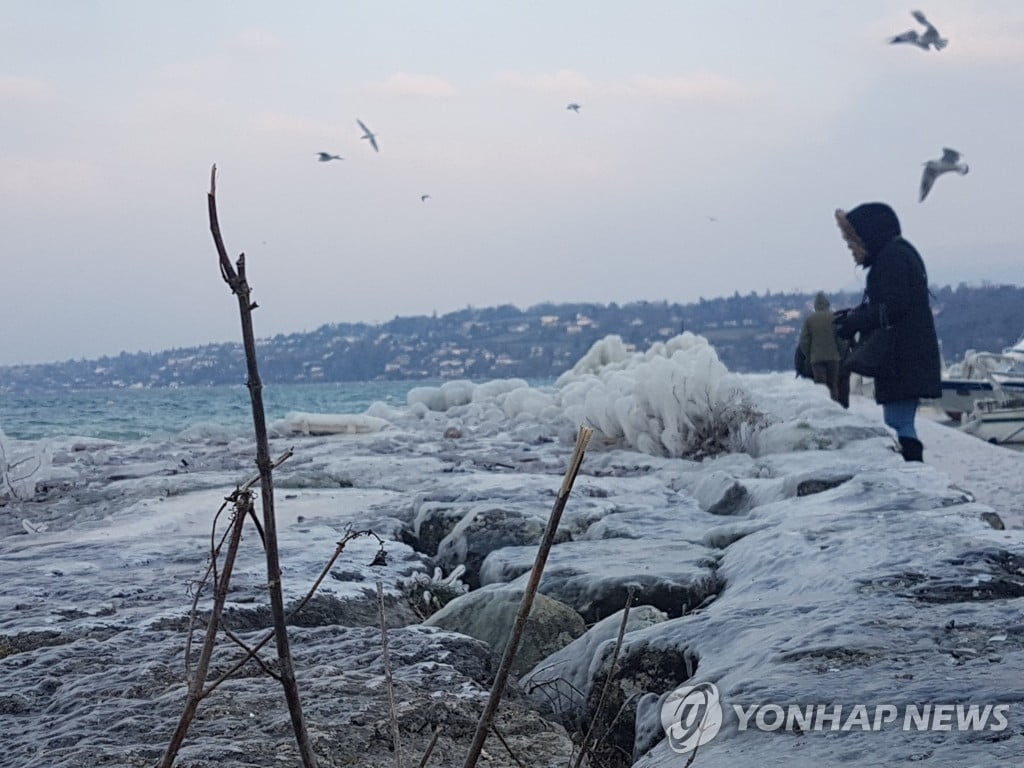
833,202,941,461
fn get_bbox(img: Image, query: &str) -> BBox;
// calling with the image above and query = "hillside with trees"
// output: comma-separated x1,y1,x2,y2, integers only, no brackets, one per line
1,284,1022,392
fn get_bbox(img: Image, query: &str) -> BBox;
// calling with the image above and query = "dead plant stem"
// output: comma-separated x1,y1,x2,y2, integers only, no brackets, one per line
461,426,593,768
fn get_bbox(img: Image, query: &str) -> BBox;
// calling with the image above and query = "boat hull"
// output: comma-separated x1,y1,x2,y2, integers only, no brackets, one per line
960,400,1024,444
933,378,1024,421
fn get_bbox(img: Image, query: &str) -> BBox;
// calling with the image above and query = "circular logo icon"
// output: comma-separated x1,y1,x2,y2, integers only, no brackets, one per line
661,682,724,754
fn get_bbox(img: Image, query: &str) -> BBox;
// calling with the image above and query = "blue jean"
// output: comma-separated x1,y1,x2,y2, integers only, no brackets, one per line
882,399,919,439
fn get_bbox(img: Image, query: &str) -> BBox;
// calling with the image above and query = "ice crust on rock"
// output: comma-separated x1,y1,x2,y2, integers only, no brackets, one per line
424,583,587,676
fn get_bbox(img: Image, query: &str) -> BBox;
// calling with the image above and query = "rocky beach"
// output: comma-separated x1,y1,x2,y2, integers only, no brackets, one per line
2,336,1023,767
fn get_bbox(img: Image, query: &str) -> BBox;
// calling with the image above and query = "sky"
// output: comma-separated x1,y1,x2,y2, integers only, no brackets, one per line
1,1,1022,366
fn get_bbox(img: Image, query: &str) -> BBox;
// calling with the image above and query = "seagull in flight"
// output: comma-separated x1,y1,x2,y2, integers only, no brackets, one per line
316,152,343,162
919,147,968,202
566,103,581,113
889,10,948,51
356,119,379,152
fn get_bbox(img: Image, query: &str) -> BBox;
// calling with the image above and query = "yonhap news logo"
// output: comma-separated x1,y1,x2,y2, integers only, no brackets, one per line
661,682,1010,754
660,682,724,754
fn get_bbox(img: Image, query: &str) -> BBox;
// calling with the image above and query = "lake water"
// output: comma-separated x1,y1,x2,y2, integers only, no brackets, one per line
0,381,439,441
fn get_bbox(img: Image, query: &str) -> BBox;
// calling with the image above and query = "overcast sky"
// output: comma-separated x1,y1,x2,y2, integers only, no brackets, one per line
2,1,1021,365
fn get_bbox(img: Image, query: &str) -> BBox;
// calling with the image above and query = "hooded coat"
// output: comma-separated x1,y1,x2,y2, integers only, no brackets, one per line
838,203,941,403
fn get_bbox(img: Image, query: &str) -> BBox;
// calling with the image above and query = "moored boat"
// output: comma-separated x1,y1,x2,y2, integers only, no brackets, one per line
959,396,1024,445
932,336,1024,421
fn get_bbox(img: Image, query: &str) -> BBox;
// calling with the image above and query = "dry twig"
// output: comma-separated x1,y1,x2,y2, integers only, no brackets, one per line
571,588,635,768
462,426,593,768
416,727,441,768
161,167,317,768
377,580,403,768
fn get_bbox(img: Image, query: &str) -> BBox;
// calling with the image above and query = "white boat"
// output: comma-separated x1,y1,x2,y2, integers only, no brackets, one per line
959,396,1024,445
932,336,1024,421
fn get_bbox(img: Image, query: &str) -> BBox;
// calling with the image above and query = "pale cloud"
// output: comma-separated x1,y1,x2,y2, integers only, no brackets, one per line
253,112,337,139
0,155,110,207
230,28,284,56
494,68,761,106
0,75,52,103
494,69,596,95
625,73,760,106
155,53,233,90
362,72,456,97
942,14,1024,64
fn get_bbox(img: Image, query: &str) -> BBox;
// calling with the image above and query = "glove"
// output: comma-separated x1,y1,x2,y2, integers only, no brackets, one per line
833,309,856,340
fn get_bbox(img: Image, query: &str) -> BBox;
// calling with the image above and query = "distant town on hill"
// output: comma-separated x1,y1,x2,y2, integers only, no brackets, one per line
2,284,1023,392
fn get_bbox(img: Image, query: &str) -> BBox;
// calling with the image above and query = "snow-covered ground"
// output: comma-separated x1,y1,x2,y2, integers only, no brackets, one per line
914,404,1024,530
1,334,1022,767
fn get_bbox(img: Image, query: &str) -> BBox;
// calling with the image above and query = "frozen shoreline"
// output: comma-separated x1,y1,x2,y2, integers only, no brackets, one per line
2,342,1023,766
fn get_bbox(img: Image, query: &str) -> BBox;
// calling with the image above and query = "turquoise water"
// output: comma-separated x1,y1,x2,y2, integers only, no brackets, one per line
0,381,435,441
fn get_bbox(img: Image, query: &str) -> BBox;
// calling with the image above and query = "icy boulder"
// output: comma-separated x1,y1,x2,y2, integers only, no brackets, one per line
424,583,587,677
434,504,572,588
482,538,723,622
520,604,670,725
269,411,390,436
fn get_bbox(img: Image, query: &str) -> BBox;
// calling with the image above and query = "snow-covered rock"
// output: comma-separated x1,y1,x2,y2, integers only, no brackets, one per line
424,583,587,676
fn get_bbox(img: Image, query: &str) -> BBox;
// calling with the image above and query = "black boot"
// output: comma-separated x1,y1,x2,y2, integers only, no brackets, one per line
898,437,923,462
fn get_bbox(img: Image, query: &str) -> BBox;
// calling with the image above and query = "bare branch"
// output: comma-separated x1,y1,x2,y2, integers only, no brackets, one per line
221,625,281,682
462,426,593,768
377,581,403,768
160,492,248,768
416,726,441,768
489,724,526,768
164,168,317,768
572,589,634,768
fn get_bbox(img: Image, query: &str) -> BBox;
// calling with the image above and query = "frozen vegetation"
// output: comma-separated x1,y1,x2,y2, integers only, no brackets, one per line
1,333,1023,767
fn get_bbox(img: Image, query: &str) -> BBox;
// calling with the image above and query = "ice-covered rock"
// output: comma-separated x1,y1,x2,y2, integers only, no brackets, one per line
423,583,586,677
269,411,391,436
482,539,723,622
521,604,670,724
434,503,571,588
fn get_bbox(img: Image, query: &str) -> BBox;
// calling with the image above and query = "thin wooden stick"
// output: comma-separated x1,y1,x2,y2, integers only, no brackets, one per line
184,499,233,679
201,529,382,696
416,727,441,768
207,167,318,768
220,625,281,681
490,723,526,768
571,588,634,768
377,580,403,768
462,426,593,768
159,493,249,768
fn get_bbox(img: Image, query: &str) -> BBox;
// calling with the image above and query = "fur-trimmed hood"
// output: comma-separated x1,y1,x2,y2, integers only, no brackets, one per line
844,202,902,264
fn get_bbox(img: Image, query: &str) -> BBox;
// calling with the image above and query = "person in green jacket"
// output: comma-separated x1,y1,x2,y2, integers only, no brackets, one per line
798,292,843,404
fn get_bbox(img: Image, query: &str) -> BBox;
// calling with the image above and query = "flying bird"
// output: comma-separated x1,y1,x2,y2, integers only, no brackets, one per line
919,147,968,202
420,194,431,202
889,10,948,50
566,103,581,113
317,152,343,162
356,119,379,152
